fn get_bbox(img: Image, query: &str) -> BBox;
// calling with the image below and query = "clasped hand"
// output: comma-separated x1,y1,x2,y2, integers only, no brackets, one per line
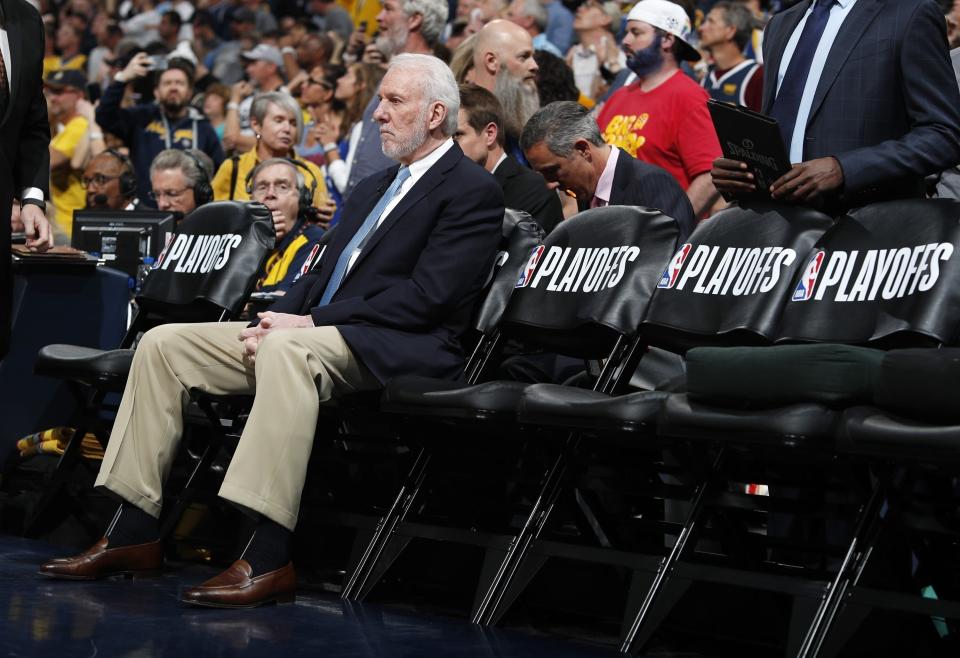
238,311,314,363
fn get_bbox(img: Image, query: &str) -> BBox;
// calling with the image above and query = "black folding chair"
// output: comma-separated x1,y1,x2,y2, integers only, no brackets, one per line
341,205,680,620
27,201,275,536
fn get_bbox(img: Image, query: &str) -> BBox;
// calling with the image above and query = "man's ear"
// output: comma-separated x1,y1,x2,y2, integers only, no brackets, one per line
483,49,500,76
407,10,423,34
483,121,499,149
661,32,676,53
573,138,592,160
428,101,447,131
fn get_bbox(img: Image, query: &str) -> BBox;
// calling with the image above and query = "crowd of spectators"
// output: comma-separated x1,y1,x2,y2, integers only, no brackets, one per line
23,0,960,291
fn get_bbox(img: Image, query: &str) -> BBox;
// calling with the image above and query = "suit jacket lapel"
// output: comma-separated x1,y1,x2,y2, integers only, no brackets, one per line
342,146,461,283
608,149,630,206
1,0,22,127
761,2,810,113
806,0,884,126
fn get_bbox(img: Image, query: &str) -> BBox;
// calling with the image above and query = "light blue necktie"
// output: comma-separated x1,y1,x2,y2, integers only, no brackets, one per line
319,166,411,306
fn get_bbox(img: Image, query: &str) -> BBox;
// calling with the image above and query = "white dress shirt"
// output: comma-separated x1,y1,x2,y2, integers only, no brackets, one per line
0,25,44,203
346,138,455,272
775,0,859,163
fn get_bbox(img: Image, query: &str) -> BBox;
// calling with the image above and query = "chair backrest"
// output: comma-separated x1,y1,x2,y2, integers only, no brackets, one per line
139,201,275,322
500,205,679,359
473,209,545,335
641,202,834,352
776,198,960,347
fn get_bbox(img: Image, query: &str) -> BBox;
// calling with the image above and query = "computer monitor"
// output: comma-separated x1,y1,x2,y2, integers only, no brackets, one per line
72,210,177,278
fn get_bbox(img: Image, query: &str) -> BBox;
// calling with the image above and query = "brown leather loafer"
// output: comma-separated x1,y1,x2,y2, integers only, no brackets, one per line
180,560,295,609
38,537,163,580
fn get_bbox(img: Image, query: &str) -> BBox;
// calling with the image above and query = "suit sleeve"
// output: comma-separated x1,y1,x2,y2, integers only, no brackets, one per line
14,12,51,196
635,164,696,243
308,177,504,332
835,0,960,192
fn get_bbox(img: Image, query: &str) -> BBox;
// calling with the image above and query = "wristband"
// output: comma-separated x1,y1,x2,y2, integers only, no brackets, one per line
20,198,45,211
113,72,128,83
323,142,339,152
89,131,104,140
281,46,296,56
227,102,240,110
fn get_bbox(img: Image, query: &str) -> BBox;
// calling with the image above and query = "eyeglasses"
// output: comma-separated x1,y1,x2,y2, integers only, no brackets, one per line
82,174,120,187
148,187,190,201
251,180,296,196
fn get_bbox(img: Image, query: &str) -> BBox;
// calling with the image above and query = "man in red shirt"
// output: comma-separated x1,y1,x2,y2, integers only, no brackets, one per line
596,0,721,217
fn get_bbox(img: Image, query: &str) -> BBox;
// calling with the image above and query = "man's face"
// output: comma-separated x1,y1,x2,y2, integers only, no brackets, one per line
376,0,411,57
493,44,539,137
454,109,490,166
154,68,191,114
250,163,301,240
525,141,594,199
245,59,277,86
56,24,78,51
150,168,197,214
44,86,81,119
622,21,665,78
297,37,327,68
496,32,538,85
697,8,731,49
83,154,127,210
373,68,431,162
159,14,179,41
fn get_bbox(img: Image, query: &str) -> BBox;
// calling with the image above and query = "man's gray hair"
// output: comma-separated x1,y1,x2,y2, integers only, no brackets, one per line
251,91,304,143
713,1,756,51
388,53,460,136
516,0,548,33
249,157,307,192
401,0,449,47
520,101,604,156
149,148,214,188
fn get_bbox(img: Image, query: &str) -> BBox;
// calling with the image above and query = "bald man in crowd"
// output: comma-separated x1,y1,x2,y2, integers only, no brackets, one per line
472,20,540,160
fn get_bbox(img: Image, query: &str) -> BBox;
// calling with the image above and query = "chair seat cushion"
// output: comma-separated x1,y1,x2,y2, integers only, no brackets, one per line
686,344,884,407
35,344,135,387
519,384,669,432
875,349,960,423
660,394,838,446
840,405,960,454
381,376,528,419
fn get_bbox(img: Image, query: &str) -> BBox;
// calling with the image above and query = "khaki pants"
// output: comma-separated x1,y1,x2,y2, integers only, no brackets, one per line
95,321,379,531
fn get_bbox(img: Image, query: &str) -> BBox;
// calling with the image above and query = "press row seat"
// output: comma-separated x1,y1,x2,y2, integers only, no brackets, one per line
517,384,669,433
380,376,529,422
839,406,960,458
35,344,135,390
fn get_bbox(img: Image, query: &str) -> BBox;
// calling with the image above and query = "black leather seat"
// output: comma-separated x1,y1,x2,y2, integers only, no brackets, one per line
34,345,135,389
840,405,960,455
518,384,669,432
381,376,529,420
660,394,840,447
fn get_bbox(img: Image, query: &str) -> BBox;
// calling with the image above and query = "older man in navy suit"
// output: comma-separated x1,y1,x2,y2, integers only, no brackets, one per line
39,54,504,609
712,0,960,209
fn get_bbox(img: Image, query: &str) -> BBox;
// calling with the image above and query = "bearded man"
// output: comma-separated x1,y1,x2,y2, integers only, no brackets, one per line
472,19,540,162
39,54,504,610
96,53,225,206
596,0,721,217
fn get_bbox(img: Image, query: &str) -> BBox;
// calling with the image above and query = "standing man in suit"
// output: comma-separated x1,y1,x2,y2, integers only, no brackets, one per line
1,0,54,360
456,84,563,233
712,0,960,208
521,101,695,242
39,54,504,609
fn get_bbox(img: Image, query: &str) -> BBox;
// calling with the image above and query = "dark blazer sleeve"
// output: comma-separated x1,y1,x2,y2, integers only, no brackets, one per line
616,154,696,243
835,0,960,192
12,7,50,195
308,169,504,332
497,157,563,233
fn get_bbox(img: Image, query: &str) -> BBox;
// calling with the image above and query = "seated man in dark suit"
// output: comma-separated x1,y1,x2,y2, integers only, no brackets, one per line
39,54,505,609
520,101,695,243
455,84,563,233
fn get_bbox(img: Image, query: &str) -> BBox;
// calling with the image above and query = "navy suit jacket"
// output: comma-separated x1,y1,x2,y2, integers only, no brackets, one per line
267,143,504,384
579,149,696,245
0,0,49,358
761,0,960,205
494,155,563,234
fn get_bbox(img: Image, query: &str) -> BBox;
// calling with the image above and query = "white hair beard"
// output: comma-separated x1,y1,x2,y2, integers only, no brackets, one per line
494,66,540,138
382,103,432,160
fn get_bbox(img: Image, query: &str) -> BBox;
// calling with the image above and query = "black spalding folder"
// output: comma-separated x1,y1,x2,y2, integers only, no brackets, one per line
708,100,791,197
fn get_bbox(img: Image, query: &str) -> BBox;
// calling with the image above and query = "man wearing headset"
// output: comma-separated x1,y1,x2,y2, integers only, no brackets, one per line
148,149,215,216
83,150,140,211
249,158,326,294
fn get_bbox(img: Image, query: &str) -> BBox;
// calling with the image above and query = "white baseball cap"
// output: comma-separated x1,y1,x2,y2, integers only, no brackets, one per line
626,0,701,62
241,44,284,68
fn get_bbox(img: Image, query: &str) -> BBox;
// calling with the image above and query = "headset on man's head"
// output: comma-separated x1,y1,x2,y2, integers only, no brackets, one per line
101,149,138,199
245,157,321,222
179,150,214,206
